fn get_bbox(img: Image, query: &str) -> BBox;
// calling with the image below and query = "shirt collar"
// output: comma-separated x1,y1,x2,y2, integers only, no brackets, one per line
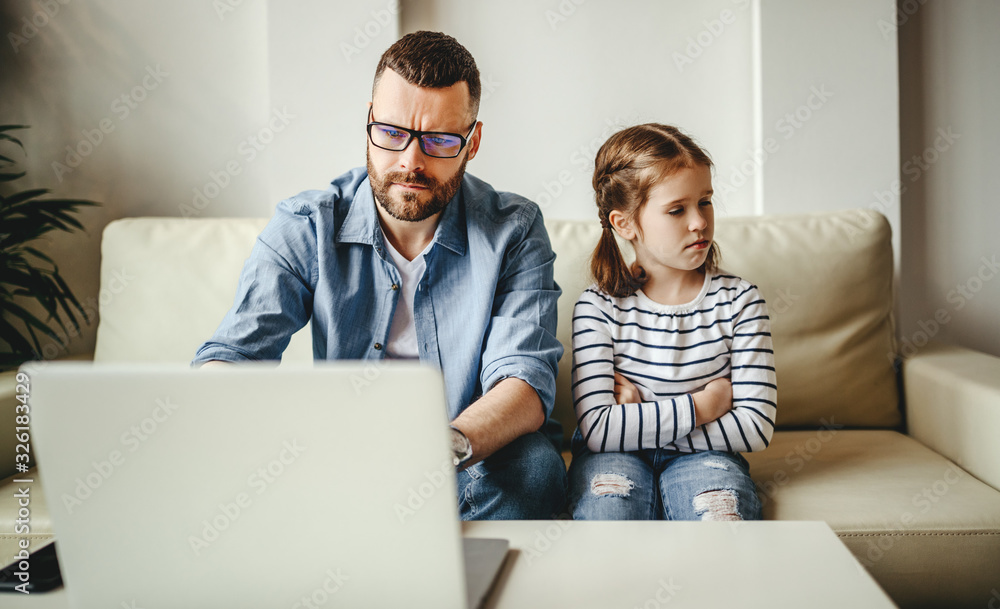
336,175,468,257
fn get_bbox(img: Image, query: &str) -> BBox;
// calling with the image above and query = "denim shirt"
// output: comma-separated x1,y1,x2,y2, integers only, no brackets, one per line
193,167,564,422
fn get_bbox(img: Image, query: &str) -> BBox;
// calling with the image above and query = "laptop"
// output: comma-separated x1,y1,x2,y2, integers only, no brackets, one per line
26,362,508,608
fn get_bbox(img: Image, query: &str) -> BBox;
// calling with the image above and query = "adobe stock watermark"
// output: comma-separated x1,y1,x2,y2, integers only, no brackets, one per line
289,567,351,609
350,359,388,395
892,254,999,364
715,85,834,197
768,287,800,316
534,114,638,209
522,514,574,565
877,0,928,40
340,0,398,63
633,577,682,609
188,439,307,555
59,395,180,514
7,0,73,54
213,0,248,22
51,65,170,182
755,417,845,508
673,0,751,73
394,458,453,524
845,126,960,242
854,462,965,569
179,106,295,217
545,0,589,31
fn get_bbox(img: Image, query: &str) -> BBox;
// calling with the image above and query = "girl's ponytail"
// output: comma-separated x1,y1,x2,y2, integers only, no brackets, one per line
591,216,638,298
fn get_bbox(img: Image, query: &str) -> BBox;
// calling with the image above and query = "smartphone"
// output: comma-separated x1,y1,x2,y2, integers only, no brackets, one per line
0,542,63,593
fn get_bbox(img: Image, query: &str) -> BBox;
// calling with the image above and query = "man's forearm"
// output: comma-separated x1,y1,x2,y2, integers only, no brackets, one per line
450,377,545,468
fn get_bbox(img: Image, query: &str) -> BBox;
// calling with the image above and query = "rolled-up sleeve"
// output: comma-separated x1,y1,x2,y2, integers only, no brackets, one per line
192,199,317,365
479,205,564,418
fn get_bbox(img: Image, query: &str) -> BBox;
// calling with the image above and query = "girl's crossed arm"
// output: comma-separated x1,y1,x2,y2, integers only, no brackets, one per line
571,295,721,453
690,283,778,452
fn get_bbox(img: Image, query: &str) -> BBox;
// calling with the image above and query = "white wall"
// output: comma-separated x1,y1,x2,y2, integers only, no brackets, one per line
758,0,901,260
1,1,928,361
402,0,757,220
267,2,399,200
898,0,1000,358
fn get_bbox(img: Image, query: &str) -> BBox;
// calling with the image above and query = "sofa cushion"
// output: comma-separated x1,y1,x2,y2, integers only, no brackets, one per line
94,218,313,364
744,430,1000,608
546,208,900,443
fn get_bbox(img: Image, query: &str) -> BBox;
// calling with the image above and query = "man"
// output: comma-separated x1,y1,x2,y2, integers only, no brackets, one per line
193,31,566,519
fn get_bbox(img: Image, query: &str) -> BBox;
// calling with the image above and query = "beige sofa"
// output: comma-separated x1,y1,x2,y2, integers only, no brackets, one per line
2,208,998,608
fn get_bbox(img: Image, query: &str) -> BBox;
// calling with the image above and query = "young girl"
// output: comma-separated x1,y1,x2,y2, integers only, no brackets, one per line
568,124,776,521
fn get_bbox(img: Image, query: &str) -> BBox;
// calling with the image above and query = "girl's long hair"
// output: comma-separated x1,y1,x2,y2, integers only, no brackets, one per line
591,123,719,297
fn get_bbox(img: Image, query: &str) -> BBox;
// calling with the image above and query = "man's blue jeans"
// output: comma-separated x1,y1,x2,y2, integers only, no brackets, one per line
567,431,761,521
456,432,567,520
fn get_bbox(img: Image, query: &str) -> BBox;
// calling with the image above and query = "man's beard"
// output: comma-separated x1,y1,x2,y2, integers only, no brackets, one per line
367,149,468,222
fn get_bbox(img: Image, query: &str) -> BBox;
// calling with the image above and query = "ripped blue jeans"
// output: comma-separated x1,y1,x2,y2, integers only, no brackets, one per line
567,430,761,521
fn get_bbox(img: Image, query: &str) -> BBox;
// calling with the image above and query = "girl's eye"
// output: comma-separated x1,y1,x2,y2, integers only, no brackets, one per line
699,199,713,207
668,208,684,216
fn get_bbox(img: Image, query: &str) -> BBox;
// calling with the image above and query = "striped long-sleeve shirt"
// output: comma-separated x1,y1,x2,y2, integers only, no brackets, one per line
571,271,777,454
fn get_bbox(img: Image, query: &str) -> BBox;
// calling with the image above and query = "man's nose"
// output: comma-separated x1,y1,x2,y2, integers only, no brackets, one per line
396,136,426,172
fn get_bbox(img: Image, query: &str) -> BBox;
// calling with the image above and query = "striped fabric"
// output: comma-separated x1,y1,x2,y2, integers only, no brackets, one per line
571,272,777,454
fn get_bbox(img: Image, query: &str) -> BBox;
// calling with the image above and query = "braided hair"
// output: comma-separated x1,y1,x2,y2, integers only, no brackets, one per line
590,124,719,297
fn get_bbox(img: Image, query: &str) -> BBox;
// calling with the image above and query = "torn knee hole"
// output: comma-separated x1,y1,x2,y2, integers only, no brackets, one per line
590,473,635,498
693,489,741,521
703,460,730,471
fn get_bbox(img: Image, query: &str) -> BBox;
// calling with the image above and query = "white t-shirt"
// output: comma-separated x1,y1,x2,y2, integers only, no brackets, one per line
382,232,432,359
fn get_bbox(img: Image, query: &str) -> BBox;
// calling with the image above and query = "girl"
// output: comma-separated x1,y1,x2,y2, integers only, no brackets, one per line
568,124,776,521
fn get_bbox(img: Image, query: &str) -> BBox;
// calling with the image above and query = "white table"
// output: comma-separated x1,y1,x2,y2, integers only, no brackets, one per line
464,520,897,609
6,521,895,608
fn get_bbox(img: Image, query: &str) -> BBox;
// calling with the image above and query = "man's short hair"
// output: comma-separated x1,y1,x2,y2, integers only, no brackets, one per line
373,31,481,121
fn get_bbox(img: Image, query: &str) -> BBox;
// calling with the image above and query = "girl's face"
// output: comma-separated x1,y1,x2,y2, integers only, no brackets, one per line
615,164,715,277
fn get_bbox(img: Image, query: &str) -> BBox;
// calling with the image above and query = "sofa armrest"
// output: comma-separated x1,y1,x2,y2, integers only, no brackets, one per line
903,342,1000,491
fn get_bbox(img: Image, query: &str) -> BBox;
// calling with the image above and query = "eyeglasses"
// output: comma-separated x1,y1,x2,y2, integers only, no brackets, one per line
367,108,476,159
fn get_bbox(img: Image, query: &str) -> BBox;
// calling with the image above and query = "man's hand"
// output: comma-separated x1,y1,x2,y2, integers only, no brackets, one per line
614,372,642,404
199,361,231,368
693,377,733,426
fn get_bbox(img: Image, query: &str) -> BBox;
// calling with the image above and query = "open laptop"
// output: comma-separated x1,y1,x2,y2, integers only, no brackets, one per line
26,362,508,608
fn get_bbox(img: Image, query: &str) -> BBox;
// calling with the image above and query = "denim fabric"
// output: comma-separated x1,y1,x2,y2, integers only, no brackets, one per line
567,430,761,520
456,432,567,520
193,167,564,423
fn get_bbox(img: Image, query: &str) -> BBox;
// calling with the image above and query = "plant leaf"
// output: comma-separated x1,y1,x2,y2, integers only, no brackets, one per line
0,315,39,358
22,246,55,267
1,188,49,208
50,272,88,327
2,301,63,347
0,171,27,182
0,125,27,151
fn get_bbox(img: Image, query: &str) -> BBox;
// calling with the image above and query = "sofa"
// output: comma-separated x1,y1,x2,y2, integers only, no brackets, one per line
2,207,998,608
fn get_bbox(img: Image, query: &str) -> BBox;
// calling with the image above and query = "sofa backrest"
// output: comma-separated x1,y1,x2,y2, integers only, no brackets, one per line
94,218,314,365
547,209,900,444
95,208,900,441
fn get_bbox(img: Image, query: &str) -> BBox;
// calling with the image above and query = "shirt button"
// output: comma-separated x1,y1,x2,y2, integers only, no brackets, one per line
391,284,399,291
374,343,382,350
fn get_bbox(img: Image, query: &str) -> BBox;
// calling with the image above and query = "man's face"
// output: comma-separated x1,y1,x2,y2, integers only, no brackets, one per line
366,69,481,223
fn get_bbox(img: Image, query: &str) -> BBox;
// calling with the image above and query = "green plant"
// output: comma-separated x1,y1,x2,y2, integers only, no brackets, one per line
0,125,98,370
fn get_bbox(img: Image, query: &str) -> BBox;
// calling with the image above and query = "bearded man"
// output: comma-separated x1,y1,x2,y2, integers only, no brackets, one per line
193,31,567,520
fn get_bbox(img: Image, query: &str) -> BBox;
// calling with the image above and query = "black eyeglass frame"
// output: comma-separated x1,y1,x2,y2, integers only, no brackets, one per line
366,108,477,159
